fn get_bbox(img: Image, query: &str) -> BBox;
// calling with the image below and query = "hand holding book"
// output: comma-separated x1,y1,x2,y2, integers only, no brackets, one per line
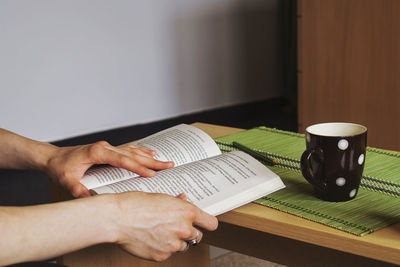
45,140,174,198
82,124,285,216
0,127,218,264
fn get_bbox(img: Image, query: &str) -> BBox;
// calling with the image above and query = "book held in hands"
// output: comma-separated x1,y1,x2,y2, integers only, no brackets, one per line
81,124,285,216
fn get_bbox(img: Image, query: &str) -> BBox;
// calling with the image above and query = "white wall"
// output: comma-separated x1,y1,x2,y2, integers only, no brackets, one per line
0,0,282,141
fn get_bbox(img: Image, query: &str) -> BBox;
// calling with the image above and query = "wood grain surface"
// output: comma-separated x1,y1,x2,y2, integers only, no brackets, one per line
298,0,400,150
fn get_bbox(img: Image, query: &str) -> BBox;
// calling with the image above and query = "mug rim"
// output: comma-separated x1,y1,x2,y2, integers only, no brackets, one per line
306,122,367,137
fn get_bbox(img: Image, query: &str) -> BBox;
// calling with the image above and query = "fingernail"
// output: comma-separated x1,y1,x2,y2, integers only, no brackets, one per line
179,193,188,200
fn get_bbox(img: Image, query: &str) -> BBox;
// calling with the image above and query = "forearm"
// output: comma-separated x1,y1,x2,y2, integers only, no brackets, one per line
0,128,57,171
0,194,118,266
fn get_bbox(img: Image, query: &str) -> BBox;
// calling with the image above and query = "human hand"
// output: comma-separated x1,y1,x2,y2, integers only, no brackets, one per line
112,191,218,262
45,142,174,198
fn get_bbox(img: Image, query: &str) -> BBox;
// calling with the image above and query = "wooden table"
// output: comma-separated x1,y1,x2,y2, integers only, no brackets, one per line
54,123,400,266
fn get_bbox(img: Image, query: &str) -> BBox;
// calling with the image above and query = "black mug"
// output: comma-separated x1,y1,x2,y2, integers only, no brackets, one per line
300,122,367,202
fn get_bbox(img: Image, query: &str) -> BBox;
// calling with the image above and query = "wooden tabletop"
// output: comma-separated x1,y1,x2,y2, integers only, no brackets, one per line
193,122,400,265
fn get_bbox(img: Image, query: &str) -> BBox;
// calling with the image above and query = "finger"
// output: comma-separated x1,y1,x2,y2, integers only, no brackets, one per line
184,228,202,248
129,155,174,172
176,193,187,201
196,229,203,243
103,145,173,172
178,241,189,253
120,143,156,157
181,226,199,241
191,228,202,243
89,143,173,177
90,145,157,177
71,183,91,198
192,207,218,231
118,145,155,158
103,145,133,158
137,146,157,156
133,149,154,158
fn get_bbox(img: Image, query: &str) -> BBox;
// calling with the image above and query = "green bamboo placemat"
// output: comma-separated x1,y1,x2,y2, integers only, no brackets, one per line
215,127,400,236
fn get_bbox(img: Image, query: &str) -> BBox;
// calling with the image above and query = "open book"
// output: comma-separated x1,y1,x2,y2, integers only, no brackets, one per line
81,124,285,216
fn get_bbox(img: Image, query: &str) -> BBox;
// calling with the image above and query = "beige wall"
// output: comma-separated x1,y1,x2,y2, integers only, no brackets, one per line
0,0,284,141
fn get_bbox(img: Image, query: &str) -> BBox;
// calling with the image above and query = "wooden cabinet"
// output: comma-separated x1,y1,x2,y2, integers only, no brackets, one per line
298,0,400,150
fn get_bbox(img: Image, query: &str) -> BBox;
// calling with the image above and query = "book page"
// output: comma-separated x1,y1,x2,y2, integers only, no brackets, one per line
92,151,285,216
80,165,139,190
80,124,221,190
132,124,221,164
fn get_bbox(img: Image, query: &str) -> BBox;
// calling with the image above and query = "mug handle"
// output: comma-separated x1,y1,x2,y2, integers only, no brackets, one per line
300,147,327,191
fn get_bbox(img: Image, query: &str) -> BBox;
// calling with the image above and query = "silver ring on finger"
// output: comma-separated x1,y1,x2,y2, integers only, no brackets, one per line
186,229,200,247
187,239,198,246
